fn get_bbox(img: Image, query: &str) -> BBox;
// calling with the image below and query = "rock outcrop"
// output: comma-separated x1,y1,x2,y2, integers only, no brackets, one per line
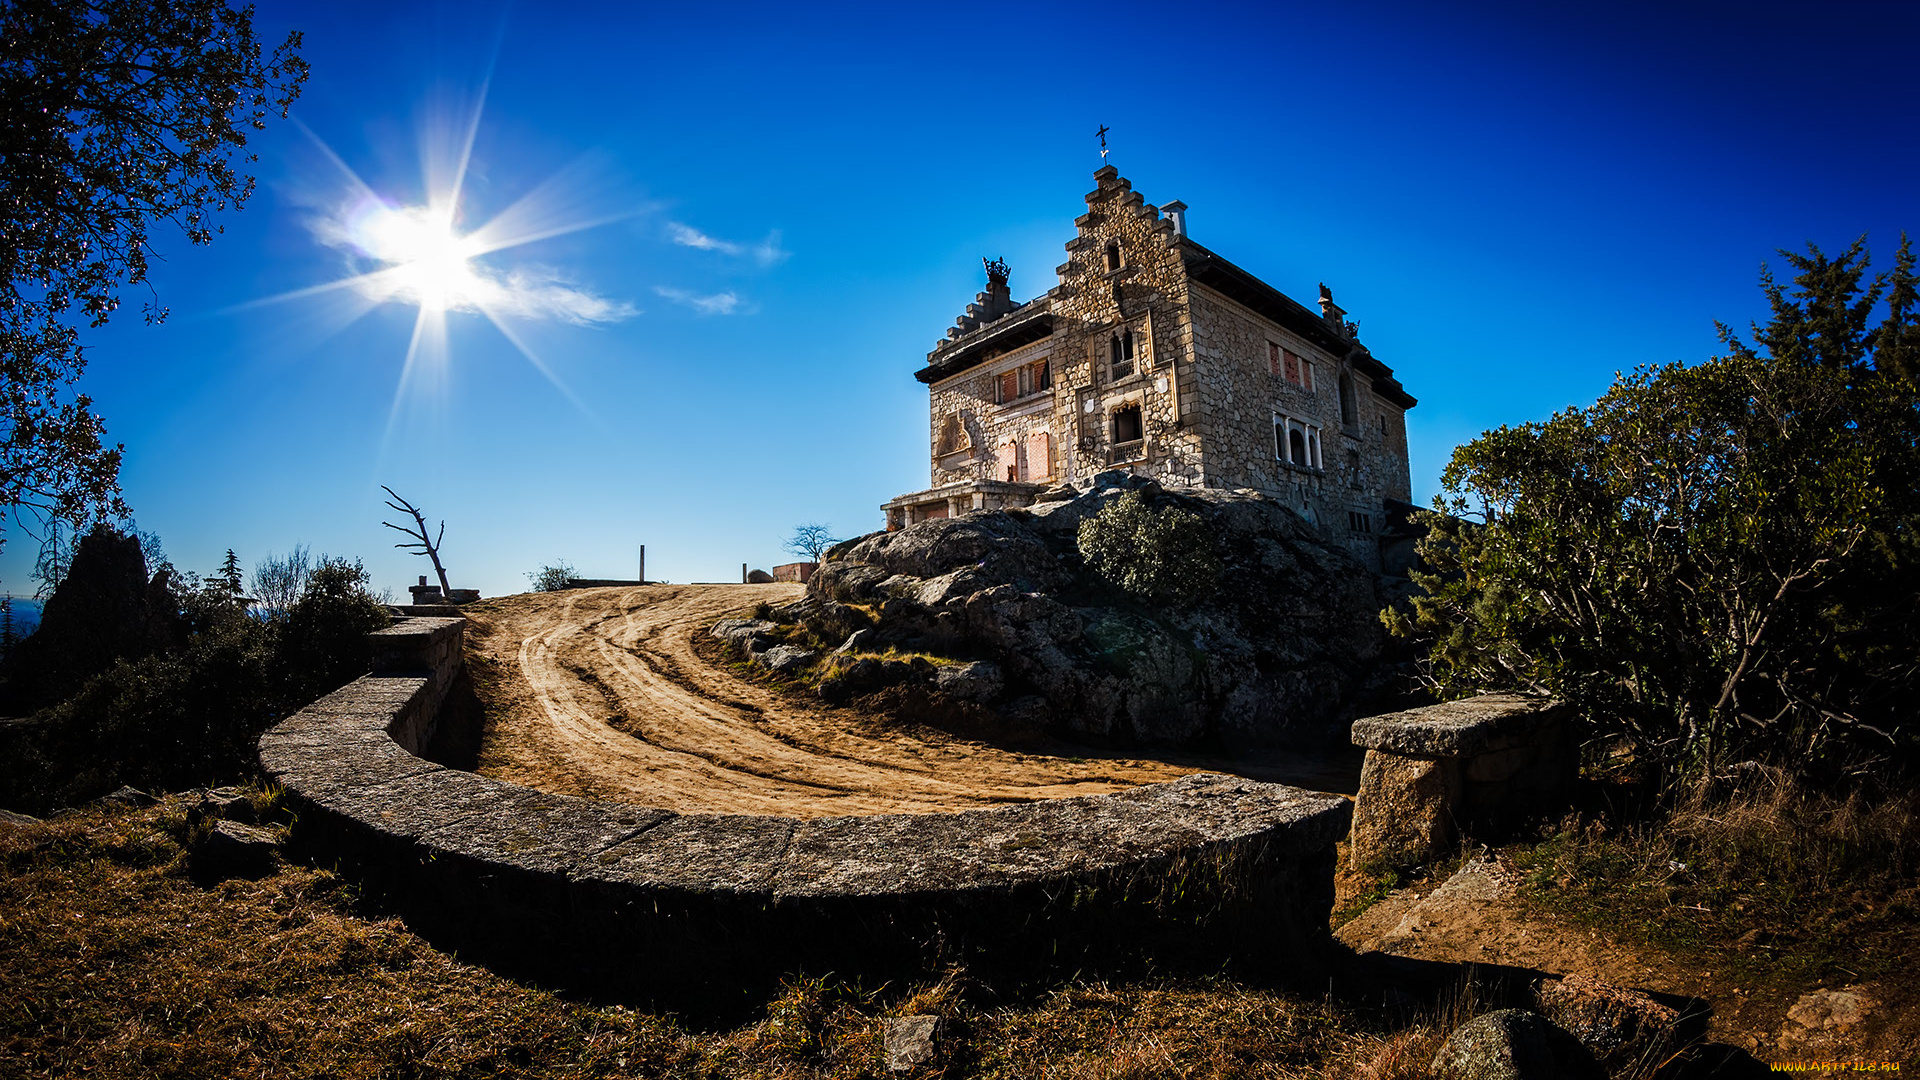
790,473,1393,747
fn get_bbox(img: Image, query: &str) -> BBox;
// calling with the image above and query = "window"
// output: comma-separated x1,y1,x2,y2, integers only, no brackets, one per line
1339,372,1358,426
1110,330,1136,381
1348,511,1373,534
1025,431,1052,480
996,359,1053,404
1271,344,1313,390
1346,448,1362,490
935,414,966,456
997,442,1018,482
1113,404,1143,444
1104,240,1122,272
1273,414,1323,469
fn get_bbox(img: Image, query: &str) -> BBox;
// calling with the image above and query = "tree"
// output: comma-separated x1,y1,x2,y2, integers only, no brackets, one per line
0,1,308,555
526,560,578,593
216,549,244,596
1076,490,1221,606
782,523,840,564
382,486,452,596
1389,237,1920,782
250,544,312,618
276,556,389,706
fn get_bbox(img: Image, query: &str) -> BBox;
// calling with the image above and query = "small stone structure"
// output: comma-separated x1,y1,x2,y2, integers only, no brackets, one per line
1347,694,1576,870
259,616,1354,1002
771,561,816,583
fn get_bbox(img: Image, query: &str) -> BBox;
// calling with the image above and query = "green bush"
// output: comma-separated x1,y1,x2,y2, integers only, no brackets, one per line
1389,238,1920,783
1076,490,1221,606
526,560,578,592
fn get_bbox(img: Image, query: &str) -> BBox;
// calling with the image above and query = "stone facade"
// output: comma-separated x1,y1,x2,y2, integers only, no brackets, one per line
884,167,1418,571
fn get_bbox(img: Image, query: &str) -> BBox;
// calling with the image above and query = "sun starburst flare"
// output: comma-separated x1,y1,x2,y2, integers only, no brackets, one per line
245,96,640,449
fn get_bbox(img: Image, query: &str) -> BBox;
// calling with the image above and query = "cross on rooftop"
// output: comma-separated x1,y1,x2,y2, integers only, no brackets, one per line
1096,124,1110,162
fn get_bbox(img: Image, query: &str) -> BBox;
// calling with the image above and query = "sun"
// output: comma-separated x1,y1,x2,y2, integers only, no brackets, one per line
352,201,485,313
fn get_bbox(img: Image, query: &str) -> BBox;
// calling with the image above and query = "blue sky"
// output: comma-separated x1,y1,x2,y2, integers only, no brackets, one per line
6,0,1916,598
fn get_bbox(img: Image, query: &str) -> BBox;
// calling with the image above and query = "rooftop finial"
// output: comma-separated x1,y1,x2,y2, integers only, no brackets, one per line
983,256,1010,287
1095,123,1111,164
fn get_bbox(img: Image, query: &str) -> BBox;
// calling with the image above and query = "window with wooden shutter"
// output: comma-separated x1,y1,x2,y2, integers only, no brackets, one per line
999,370,1019,404
997,442,1018,482
1282,348,1301,386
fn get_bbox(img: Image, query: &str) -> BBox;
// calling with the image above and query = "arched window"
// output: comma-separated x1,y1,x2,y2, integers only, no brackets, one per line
1339,371,1358,427
1110,330,1135,380
1289,427,1308,466
1113,404,1143,443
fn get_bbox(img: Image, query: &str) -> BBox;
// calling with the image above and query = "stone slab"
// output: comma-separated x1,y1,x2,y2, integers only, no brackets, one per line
576,813,798,896
1350,694,1567,757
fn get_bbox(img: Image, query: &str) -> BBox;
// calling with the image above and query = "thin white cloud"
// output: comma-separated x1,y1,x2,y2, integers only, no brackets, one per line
654,285,745,315
306,199,635,325
487,267,638,324
668,222,789,267
668,222,737,254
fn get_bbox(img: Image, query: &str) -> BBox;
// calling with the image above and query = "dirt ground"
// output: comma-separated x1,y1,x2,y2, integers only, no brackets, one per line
462,584,1360,818
1335,854,1920,1068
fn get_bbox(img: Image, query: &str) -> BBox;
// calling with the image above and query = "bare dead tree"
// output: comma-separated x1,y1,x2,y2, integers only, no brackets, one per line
381,486,452,597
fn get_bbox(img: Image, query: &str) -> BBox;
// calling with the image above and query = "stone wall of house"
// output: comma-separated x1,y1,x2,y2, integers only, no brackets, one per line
927,335,1060,486
1181,283,1412,568
906,167,1415,571
1050,167,1204,490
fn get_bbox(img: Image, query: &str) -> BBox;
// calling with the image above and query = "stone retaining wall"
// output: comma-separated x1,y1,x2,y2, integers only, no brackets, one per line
261,617,1353,1003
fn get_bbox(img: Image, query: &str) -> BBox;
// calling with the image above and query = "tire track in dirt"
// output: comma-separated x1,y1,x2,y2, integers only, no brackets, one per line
466,584,1358,818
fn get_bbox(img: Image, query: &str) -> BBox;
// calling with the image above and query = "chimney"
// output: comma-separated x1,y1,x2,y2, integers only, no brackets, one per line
1162,200,1187,238
981,256,1013,319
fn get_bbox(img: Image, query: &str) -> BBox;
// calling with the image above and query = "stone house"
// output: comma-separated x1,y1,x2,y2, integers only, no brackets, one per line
882,166,1419,571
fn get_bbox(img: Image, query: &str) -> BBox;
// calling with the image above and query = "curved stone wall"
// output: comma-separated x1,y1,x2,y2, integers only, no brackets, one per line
261,617,1353,1002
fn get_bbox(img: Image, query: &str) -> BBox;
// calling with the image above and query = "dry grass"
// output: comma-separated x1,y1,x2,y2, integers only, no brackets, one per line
1514,764,1920,993
0,794,1482,1080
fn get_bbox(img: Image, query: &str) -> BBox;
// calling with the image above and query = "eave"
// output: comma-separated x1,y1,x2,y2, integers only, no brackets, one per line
915,300,1055,385
1180,240,1418,410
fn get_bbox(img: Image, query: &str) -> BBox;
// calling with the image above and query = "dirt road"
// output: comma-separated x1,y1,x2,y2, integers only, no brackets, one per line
464,584,1358,818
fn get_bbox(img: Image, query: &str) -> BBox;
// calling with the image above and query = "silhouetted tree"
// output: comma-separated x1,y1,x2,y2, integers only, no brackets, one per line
0,1,308,560
382,486,452,596
782,523,840,564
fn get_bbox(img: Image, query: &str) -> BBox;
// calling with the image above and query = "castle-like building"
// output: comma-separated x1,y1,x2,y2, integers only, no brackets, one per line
883,166,1418,571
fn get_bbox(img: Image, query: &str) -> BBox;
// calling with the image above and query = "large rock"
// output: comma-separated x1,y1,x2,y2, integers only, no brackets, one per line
884,1015,940,1072
190,820,282,881
1347,753,1461,869
805,484,1388,747
758,645,817,675
1534,974,1680,1076
1430,1009,1603,1080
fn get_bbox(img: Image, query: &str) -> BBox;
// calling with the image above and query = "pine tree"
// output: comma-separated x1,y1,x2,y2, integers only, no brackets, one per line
218,549,244,596
1,596,15,659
